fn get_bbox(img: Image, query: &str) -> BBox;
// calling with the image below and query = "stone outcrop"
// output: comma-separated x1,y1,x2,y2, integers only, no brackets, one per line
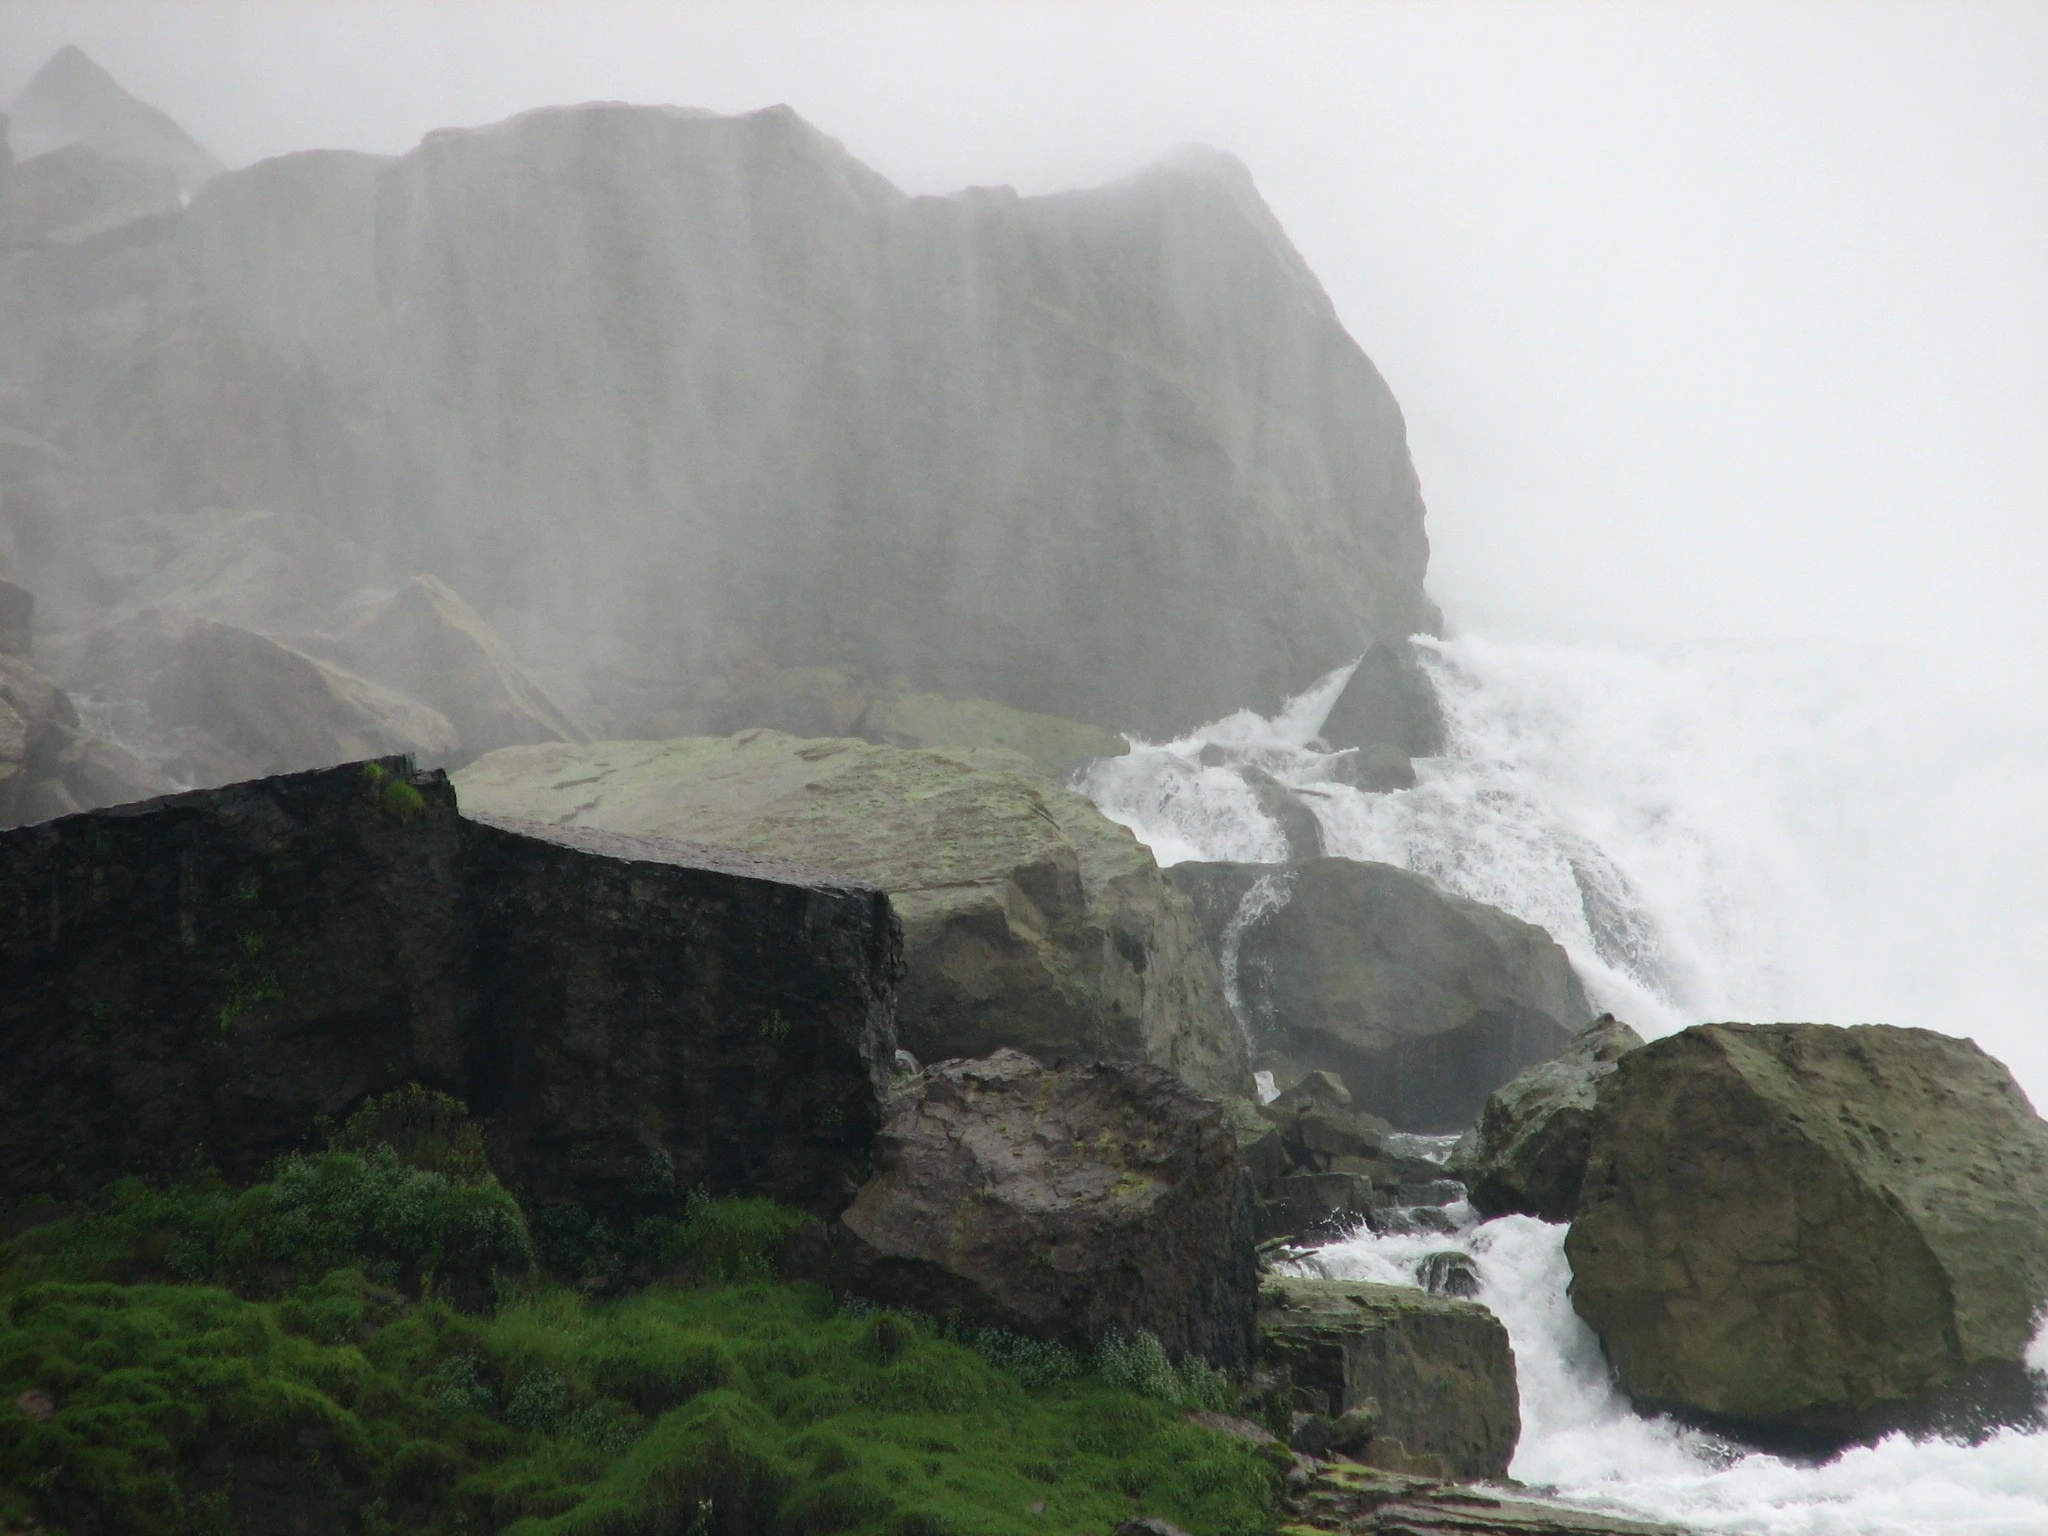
1258,1275,1520,1481
455,732,1248,1095
1233,1070,1457,1242
1170,858,1593,1129
833,1049,1257,1367
314,575,589,761
1449,1014,1644,1221
1567,1022,2048,1449
1317,639,1446,792
3,69,1439,741
0,758,900,1220
6,45,226,195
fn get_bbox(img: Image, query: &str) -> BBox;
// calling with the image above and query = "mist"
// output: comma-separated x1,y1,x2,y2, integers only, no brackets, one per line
4,0,2044,667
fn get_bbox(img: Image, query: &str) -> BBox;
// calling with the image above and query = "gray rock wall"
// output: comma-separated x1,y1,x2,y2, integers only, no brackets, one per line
0,758,900,1219
4,97,1438,740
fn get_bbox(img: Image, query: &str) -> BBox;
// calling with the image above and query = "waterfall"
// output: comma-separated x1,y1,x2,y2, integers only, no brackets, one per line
1080,633,2048,1533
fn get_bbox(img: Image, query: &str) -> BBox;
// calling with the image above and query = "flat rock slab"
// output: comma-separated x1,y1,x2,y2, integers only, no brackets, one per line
1285,1463,1685,1536
1567,1021,2048,1450
835,1048,1257,1367
1261,1275,1520,1482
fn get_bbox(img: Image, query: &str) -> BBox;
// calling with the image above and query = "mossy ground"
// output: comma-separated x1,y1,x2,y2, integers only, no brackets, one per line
1,1101,1277,1536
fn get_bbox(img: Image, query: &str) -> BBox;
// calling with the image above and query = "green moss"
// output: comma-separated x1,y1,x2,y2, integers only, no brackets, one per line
2,1152,1272,1534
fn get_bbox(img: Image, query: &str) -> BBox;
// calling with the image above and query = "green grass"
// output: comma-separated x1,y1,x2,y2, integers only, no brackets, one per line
0,1095,1278,1536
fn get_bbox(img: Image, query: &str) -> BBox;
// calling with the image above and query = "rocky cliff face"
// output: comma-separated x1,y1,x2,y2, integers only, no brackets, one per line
0,759,900,1219
2,85,1437,742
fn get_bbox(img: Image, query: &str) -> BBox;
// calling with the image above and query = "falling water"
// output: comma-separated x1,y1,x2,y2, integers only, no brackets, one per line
1080,634,2048,1533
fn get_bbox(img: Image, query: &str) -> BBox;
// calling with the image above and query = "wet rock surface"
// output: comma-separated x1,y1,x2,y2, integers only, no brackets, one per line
1316,638,1445,792
1284,1461,1685,1535
456,732,1248,1095
1567,1021,2048,1450
1170,857,1593,1129
1449,1014,1644,1220
832,1049,1258,1367
0,758,900,1220
1257,1274,1521,1482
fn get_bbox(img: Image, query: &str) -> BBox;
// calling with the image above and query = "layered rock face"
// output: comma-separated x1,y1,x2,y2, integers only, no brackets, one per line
1567,1022,2048,1448
3,88,1437,742
1449,1013,1644,1221
1258,1275,1520,1481
1170,858,1593,1129
455,732,1248,1095
0,759,900,1218
834,1049,1258,1367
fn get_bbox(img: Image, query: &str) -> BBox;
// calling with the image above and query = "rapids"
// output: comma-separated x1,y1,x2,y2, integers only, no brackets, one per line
1079,636,2048,1534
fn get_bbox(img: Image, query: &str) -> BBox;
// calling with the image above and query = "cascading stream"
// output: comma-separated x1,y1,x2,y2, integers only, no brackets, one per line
1080,633,2048,1534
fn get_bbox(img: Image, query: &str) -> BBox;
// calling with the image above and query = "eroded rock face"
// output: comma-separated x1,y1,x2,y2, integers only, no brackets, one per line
834,1049,1258,1367
5,93,1437,741
1449,1014,1644,1221
1169,858,1593,1129
0,759,900,1220
1258,1275,1520,1481
455,733,1248,1096
1566,1022,2048,1449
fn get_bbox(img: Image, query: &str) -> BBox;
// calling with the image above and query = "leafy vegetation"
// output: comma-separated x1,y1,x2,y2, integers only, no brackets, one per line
0,1092,1277,1535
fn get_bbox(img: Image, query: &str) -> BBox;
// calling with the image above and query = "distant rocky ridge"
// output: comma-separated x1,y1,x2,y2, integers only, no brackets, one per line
0,49,1439,761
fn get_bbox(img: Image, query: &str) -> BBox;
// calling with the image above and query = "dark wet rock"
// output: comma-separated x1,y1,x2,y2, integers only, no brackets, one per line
1417,1252,1481,1299
0,758,900,1222
1258,1275,1520,1481
457,732,1247,1096
1240,764,1325,859
1449,1014,1645,1221
833,1049,1257,1368
1316,639,1444,791
1169,858,1594,1129
1116,1521,1194,1536
1567,1022,2048,1451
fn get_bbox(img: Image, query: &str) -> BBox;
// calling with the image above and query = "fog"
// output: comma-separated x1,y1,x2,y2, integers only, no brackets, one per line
5,0,2044,667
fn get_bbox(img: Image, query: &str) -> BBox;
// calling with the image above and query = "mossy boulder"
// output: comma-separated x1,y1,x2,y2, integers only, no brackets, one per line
456,732,1248,1095
1566,1022,2048,1449
1448,1013,1644,1221
1257,1275,1519,1481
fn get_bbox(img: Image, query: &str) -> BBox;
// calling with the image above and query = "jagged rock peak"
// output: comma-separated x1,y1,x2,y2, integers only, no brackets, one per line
7,44,225,193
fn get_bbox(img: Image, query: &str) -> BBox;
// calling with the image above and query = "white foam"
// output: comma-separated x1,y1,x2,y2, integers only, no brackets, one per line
1308,1218,2048,1536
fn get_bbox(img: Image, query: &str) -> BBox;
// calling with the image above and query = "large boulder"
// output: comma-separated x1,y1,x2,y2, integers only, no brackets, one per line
1316,639,1445,792
56,610,459,781
0,758,900,1219
1566,1022,2048,1449
1448,1014,1644,1220
1169,858,1594,1129
7,86,1438,741
833,1049,1257,1367
315,574,588,761
455,732,1249,1096
1257,1275,1520,1481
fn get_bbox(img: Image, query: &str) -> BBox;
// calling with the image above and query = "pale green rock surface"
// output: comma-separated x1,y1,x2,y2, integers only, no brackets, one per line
455,732,1248,1096
1566,1021,2048,1448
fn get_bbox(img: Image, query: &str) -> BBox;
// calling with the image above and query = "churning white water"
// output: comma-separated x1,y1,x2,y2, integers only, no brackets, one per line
1080,637,2048,1533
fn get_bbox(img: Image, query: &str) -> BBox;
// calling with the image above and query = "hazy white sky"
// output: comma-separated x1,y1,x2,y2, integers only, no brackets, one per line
5,1,2044,661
